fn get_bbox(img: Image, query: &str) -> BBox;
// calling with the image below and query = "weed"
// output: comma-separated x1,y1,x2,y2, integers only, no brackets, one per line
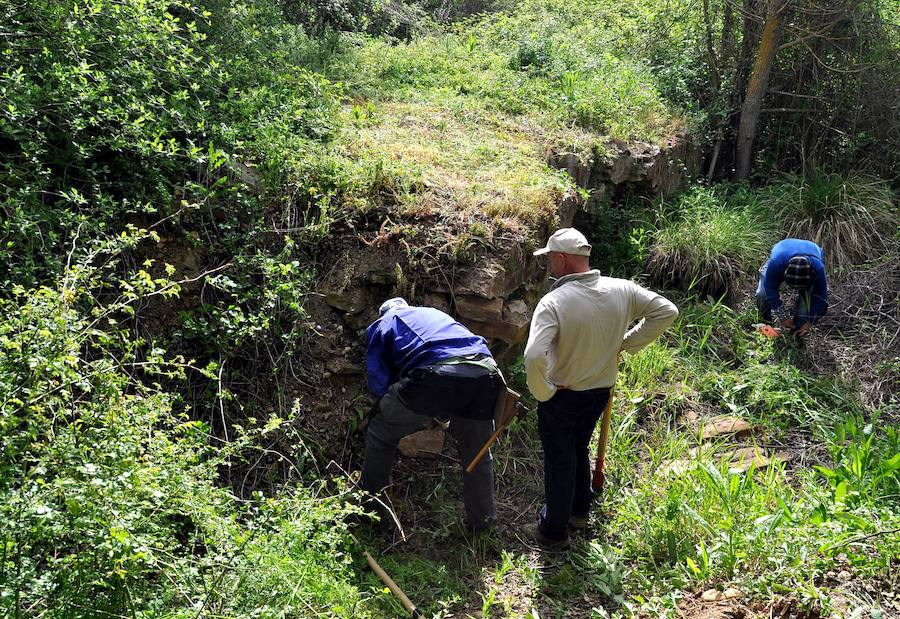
647,186,775,299
816,416,900,506
764,172,898,267
465,33,478,54
560,70,579,100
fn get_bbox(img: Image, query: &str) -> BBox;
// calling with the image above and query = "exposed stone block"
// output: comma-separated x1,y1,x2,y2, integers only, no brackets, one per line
455,295,503,322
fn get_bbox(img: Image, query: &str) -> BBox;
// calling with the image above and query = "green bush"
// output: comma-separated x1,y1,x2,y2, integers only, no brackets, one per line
0,0,343,290
647,186,774,299
0,234,366,618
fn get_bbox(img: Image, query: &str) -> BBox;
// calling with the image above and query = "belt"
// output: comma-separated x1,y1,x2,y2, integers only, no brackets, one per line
435,353,497,373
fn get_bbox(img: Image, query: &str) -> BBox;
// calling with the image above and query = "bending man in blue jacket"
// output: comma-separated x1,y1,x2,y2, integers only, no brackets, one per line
361,297,503,532
756,239,828,336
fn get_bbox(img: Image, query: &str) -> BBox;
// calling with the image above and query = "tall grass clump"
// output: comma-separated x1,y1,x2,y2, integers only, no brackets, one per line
647,186,774,299
763,172,898,268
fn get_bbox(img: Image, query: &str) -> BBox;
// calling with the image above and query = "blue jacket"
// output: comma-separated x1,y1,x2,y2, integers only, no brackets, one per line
365,306,493,398
762,239,828,324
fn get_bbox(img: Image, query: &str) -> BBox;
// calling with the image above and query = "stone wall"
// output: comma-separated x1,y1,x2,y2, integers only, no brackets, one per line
549,132,701,215
319,134,700,356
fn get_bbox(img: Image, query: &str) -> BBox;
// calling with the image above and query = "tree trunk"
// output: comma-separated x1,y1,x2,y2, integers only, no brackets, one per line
702,0,721,92
735,0,788,179
718,0,735,67
707,0,735,179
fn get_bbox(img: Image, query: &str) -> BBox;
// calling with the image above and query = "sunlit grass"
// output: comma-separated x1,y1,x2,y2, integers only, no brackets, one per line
763,171,898,268
336,12,682,142
338,99,569,228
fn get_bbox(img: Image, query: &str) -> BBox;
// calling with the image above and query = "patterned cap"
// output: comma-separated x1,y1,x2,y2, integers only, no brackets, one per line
783,256,812,288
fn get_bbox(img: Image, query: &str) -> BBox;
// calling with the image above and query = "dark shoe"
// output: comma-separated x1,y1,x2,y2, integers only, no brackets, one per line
466,516,496,535
569,514,589,530
524,524,571,550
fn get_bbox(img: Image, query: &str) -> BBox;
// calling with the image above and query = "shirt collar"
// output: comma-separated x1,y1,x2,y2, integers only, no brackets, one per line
549,269,600,291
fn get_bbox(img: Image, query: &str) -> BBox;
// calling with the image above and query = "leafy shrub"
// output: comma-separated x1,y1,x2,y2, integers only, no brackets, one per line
0,234,366,618
762,172,898,268
0,0,344,289
647,186,774,299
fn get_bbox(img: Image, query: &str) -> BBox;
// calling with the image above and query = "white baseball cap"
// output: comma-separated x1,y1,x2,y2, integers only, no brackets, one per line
533,228,592,256
378,297,408,316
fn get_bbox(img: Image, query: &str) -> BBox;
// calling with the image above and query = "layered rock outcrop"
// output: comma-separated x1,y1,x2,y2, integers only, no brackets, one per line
320,135,700,352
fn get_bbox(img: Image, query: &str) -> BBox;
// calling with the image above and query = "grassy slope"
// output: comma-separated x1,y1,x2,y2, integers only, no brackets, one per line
336,99,568,229
322,1,685,233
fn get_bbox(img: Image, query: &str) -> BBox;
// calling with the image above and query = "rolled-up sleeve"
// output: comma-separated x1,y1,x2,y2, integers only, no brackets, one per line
523,300,559,402
621,284,679,354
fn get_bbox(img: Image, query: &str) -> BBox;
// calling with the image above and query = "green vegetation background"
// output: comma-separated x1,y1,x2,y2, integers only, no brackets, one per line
1,0,897,617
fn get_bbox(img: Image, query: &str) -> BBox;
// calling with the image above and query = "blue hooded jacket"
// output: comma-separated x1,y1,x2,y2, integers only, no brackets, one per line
762,239,828,325
365,306,493,398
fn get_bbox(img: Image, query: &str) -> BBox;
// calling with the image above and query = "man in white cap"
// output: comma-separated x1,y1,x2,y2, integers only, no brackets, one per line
360,297,503,533
523,228,678,548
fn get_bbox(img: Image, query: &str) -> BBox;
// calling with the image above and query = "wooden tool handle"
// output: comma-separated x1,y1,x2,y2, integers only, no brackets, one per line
592,353,621,493
591,391,614,492
465,424,505,474
364,551,423,618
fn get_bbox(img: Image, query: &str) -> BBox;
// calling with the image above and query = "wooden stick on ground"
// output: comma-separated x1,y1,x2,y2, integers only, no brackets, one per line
364,551,424,619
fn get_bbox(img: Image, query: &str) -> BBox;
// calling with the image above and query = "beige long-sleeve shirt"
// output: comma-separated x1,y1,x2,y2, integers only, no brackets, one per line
523,270,678,402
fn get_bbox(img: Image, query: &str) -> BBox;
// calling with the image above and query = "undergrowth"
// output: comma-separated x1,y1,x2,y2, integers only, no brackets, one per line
334,14,679,141
0,232,367,617
595,292,900,615
646,186,775,299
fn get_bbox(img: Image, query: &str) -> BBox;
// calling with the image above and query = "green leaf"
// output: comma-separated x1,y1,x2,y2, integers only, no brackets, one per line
882,452,900,472
834,480,849,505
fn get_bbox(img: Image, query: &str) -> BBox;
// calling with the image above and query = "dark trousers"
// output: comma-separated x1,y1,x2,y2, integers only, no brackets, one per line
360,363,501,529
537,387,611,541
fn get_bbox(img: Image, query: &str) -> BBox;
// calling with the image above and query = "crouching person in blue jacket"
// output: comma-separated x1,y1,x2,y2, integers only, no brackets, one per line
360,297,503,532
756,239,829,336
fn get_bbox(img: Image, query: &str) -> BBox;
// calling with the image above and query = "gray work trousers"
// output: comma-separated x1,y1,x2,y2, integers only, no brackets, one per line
360,379,496,530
